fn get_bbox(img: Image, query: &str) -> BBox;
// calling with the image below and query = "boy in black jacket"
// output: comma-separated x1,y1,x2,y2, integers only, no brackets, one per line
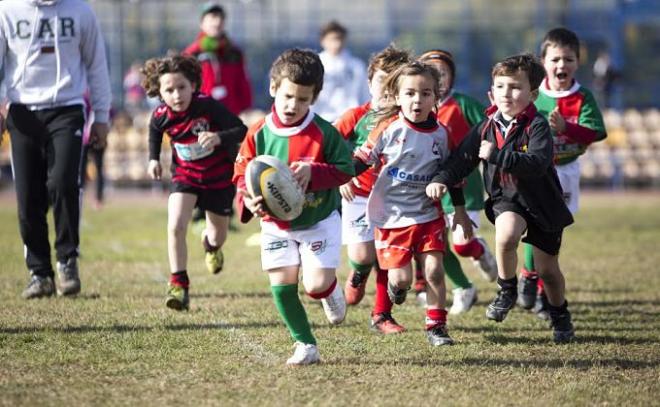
428,54,575,343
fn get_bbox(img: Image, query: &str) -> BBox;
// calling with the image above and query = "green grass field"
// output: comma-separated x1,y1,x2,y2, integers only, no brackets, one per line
0,190,658,406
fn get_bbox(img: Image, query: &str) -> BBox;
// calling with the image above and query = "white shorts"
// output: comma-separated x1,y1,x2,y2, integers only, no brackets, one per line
446,210,482,234
341,196,375,245
260,210,342,271
556,160,580,214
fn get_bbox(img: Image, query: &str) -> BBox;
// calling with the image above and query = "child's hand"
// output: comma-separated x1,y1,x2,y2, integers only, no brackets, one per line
198,131,221,150
426,182,447,201
239,189,267,217
452,206,474,240
549,107,567,133
290,161,311,192
147,160,162,180
339,182,356,202
479,140,495,160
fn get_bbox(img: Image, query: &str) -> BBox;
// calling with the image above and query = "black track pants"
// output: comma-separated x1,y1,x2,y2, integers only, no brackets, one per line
7,104,85,277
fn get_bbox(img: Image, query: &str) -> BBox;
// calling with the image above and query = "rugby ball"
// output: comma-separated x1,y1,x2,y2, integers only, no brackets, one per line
245,155,305,221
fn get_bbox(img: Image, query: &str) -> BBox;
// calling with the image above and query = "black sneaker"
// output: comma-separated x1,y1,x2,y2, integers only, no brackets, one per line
517,272,538,310
549,307,575,344
486,288,517,322
56,258,81,296
426,324,454,346
387,282,408,305
534,292,550,321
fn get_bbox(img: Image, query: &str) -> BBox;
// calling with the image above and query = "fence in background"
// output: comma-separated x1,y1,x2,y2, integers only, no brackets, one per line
92,0,660,111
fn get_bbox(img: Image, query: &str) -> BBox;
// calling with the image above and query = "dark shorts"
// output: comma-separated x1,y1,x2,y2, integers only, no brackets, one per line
171,183,235,217
491,200,563,255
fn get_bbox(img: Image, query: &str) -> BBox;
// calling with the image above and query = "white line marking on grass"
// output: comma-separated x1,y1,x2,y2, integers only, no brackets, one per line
217,320,279,366
148,268,168,283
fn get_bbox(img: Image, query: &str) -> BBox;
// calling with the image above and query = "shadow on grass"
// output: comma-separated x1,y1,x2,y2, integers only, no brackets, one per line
330,356,660,370
484,333,658,345
454,325,550,333
0,319,360,335
570,299,660,307
144,291,273,300
0,320,283,335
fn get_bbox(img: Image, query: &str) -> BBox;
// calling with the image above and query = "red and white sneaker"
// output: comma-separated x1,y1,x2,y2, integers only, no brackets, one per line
370,312,406,334
344,270,370,305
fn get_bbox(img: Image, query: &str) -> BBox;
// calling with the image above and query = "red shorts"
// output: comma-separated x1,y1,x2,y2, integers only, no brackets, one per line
374,217,446,269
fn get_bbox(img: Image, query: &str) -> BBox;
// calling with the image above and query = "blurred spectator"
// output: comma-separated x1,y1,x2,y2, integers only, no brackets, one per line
81,99,111,210
123,60,147,114
0,100,10,188
182,2,253,115
592,50,619,109
314,20,370,122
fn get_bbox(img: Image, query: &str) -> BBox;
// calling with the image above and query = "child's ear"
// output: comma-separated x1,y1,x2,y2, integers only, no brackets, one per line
531,89,539,101
269,80,277,98
394,94,401,106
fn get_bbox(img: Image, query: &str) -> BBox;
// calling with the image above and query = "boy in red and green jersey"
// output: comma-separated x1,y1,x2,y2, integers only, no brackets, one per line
519,28,607,316
235,109,354,230
233,49,354,366
535,82,606,166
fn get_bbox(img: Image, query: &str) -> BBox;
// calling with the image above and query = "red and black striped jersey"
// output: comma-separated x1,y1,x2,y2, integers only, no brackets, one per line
149,93,247,189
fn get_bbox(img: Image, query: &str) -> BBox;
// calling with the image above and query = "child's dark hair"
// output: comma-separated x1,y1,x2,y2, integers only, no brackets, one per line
367,44,412,81
418,49,456,88
375,61,440,126
540,27,580,59
491,53,546,91
319,20,347,39
269,48,324,100
140,55,202,98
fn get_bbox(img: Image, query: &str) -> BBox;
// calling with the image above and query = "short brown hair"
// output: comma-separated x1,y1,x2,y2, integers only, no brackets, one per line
140,55,202,98
269,48,324,99
367,44,412,81
319,20,347,40
491,53,546,91
540,27,580,59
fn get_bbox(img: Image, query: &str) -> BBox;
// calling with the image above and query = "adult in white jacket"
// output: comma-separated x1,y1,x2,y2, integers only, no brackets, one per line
0,0,111,299
314,21,370,123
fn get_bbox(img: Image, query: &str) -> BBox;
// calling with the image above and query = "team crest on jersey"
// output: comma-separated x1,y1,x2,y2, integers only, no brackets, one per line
304,193,322,209
432,141,442,156
191,119,210,135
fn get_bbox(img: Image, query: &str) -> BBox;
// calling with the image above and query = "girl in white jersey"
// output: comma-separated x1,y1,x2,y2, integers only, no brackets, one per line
353,61,472,346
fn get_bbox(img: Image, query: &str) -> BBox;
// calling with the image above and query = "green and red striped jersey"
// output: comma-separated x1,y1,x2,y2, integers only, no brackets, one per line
234,110,354,230
335,102,379,197
437,92,486,213
535,79,607,165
